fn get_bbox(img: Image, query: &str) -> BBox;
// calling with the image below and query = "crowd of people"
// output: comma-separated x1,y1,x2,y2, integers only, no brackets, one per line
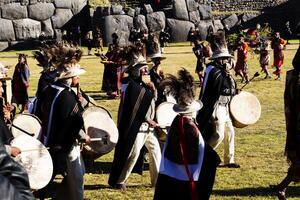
0,22,297,200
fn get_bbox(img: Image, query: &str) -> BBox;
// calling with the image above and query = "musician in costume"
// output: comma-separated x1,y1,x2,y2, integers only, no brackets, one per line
154,69,220,200
109,49,161,189
193,40,206,86
271,32,287,80
196,30,240,168
258,37,272,79
234,34,249,83
34,42,90,200
270,25,300,200
101,34,126,98
159,28,170,54
12,54,30,113
148,43,166,106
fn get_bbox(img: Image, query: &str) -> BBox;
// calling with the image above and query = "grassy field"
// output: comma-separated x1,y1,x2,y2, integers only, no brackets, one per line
0,42,299,199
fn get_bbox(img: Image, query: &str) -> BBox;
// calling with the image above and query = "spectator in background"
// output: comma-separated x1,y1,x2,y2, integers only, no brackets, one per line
12,54,30,113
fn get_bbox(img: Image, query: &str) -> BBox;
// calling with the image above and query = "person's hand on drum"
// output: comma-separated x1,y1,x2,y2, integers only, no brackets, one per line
3,105,12,121
147,119,157,128
10,146,21,157
84,134,91,145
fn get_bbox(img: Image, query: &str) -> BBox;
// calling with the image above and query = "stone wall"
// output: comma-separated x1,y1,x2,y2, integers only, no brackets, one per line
0,0,88,51
210,0,288,11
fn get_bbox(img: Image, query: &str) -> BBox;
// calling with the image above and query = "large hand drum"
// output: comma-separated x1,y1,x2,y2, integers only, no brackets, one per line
10,135,53,190
156,102,178,141
230,91,261,128
82,106,118,159
11,114,41,139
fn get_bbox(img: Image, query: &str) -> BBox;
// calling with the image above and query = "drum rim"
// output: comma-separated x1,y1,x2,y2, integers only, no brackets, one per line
12,113,42,124
83,105,112,119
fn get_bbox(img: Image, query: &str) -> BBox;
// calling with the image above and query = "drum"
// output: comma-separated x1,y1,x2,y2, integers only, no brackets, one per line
11,114,41,139
82,106,118,159
230,91,261,128
155,102,178,141
11,135,53,190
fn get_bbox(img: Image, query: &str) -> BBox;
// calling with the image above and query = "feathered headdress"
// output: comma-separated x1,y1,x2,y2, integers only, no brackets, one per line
160,68,202,113
209,30,233,60
33,42,85,79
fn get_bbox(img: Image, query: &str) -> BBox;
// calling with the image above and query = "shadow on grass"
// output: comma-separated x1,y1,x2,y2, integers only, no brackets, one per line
213,185,300,197
84,161,150,174
84,183,152,191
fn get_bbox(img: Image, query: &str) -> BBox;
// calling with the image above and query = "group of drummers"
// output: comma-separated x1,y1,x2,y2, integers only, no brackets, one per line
0,24,294,200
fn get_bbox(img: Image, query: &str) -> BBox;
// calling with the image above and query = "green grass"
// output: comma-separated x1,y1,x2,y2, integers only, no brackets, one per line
0,42,299,199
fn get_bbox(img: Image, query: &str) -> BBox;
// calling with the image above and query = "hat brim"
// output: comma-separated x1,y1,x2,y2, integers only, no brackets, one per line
57,67,86,80
209,53,234,60
173,100,203,113
151,56,166,61
125,62,152,73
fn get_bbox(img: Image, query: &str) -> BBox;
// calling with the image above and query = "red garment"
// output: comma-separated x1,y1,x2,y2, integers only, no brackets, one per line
271,38,286,74
235,42,249,73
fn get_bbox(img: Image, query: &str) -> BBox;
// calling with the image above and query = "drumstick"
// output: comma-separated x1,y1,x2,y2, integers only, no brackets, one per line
240,72,260,90
10,123,35,137
90,138,104,142
21,147,50,153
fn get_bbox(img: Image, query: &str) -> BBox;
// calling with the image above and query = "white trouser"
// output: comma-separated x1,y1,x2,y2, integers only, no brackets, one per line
117,122,161,187
56,145,85,200
209,104,235,164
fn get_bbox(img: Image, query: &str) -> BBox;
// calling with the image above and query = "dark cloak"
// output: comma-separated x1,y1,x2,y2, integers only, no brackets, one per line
196,62,236,141
154,116,220,200
108,80,153,187
284,69,300,162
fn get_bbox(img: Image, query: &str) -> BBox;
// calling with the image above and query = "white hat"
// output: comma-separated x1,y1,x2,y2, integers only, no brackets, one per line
173,100,203,114
149,52,166,61
56,64,86,80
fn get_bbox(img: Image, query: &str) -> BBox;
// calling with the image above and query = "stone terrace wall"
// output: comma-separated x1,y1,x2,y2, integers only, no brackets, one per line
0,0,88,51
210,0,288,11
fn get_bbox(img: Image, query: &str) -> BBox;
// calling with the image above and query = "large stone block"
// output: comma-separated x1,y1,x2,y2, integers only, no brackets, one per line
54,29,62,41
54,0,72,8
143,4,153,14
133,15,148,32
198,4,212,20
41,19,54,38
0,18,16,41
127,7,135,17
103,15,133,46
30,0,54,4
28,3,55,21
241,13,258,23
222,14,239,31
1,3,28,20
196,20,213,40
111,5,123,15
189,11,200,23
51,9,73,29
71,0,87,15
147,12,166,33
166,19,194,42
186,0,199,12
13,18,41,40
213,20,224,31
0,42,9,51
173,0,189,21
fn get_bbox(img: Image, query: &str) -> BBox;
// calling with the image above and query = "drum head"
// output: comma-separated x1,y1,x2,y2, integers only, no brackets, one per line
11,114,41,139
230,91,261,128
11,135,53,190
82,106,118,159
156,102,178,127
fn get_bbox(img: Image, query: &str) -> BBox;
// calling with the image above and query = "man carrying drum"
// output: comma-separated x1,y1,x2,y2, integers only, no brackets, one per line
109,47,161,190
34,42,90,200
196,30,240,168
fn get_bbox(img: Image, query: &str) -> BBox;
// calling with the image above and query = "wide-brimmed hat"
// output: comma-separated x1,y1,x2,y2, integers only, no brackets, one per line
149,52,166,61
209,30,234,60
125,53,151,74
173,100,203,113
56,64,86,80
